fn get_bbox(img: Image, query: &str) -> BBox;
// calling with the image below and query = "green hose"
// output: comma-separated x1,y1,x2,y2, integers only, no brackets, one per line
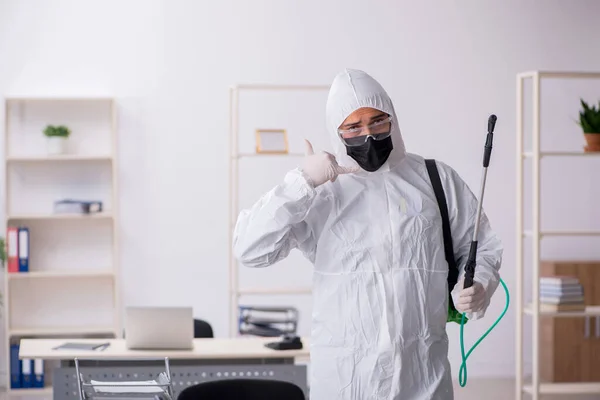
458,278,510,387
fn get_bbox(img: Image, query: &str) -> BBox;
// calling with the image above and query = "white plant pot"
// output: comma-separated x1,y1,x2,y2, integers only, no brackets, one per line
46,136,68,155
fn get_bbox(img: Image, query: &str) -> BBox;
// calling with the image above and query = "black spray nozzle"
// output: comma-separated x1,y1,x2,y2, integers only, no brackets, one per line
483,114,497,168
488,114,497,134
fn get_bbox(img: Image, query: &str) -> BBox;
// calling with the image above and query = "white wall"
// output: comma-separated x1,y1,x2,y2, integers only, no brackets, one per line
1,0,600,380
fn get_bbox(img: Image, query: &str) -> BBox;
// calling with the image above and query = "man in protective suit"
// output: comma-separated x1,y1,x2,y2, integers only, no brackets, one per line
233,68,503,399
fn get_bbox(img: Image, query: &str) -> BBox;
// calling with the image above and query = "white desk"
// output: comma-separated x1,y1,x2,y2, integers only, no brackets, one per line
19,337,310,400
19,337,310,360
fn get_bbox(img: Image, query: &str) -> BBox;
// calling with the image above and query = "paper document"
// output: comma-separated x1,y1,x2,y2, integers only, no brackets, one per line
53,342,110,351
89,372,170,394
90,380,164,393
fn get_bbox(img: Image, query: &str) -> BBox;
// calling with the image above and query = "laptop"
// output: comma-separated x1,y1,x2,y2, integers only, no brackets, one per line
125,306,194,350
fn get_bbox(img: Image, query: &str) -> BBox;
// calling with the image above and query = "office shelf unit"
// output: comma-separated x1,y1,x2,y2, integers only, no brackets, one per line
515,71,600,399
228,84,329,337
1,97,121,397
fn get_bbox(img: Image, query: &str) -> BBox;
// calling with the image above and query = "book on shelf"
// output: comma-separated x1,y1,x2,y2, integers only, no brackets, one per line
53,199,103,214
10,344,45,389
539,276,580,285
7,226,29,273
539,275,586,311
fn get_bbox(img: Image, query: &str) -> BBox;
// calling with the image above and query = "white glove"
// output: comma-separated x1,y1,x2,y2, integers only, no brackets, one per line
451,277,486,314
301,140,358,187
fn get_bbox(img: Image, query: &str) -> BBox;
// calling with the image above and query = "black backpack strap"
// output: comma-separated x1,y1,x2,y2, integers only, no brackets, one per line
425,159,459,314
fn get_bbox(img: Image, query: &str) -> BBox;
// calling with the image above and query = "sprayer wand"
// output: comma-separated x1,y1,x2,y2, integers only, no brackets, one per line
457,114,507,389
463,114,497,289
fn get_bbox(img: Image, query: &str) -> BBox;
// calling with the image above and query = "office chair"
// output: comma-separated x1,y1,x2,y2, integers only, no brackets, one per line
177,378,305,400
193,318,213,338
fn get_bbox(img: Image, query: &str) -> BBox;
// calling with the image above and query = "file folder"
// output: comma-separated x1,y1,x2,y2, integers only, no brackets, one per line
7,227,19,273
21,358,32,388
34,359,44,388
238,306,299,337
10,344,20,388
18,227,29,273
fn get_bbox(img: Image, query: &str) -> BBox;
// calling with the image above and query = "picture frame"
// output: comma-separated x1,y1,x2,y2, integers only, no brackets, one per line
255,129,289,154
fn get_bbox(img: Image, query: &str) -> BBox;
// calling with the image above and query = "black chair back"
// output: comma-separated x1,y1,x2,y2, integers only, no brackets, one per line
193,319,213,338
177,378,305,400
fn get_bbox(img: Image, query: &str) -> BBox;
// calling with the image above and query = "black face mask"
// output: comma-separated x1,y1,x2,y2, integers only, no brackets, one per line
346,135,393,172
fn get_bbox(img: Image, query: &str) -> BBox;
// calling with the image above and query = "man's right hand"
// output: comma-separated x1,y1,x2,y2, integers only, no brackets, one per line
301,139,359,187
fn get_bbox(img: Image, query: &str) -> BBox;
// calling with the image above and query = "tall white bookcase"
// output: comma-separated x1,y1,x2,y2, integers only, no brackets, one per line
515,71,600,399
1,96,121,397
227,84,329,338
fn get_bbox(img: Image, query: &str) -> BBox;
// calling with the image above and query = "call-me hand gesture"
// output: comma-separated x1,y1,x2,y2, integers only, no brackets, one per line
301,140,358,187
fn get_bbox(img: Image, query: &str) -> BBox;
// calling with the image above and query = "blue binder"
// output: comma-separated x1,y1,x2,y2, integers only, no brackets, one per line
33,359,44,388
10,344,21,389
18,227,29,273
21,359,32,388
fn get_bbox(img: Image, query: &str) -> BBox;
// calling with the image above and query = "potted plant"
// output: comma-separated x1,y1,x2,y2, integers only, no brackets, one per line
43,124,71,155
577,99,600,152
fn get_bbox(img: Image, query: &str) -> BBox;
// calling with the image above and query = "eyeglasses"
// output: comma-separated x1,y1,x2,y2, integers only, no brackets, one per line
338,115,393,146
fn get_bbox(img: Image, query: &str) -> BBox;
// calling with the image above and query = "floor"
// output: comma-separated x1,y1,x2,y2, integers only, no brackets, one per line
453,378,600,400
3,379,600,399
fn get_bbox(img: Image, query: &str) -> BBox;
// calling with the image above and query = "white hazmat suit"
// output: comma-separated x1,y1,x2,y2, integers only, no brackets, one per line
233,69,503,399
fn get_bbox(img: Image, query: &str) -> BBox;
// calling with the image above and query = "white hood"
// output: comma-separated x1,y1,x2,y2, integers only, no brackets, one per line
325,68,407,172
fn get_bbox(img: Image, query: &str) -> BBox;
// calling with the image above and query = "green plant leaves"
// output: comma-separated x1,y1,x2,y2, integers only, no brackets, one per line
0,237,5,267
43,124,71,137
578,99,600,134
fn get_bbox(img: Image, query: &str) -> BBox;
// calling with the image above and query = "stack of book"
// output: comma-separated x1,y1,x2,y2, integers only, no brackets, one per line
539,276,586,312
53,199,103,214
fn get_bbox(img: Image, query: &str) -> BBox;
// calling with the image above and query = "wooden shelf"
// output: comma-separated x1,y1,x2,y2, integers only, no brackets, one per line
7,155,112,162
523,229,600,237
523,382,600,394
9,326,116,337
518,71,600,79
7,212,113,221
524,304,600,317
516,71,600,399
7,385,53,397
238,287,312,295
523,151,600,158
7,270,114,280
3,95,121,397
234,153,305,159
228,84,331,336
5,96,114,102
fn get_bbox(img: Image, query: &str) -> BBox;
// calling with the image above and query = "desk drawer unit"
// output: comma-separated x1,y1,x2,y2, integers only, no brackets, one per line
53,359,308,400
